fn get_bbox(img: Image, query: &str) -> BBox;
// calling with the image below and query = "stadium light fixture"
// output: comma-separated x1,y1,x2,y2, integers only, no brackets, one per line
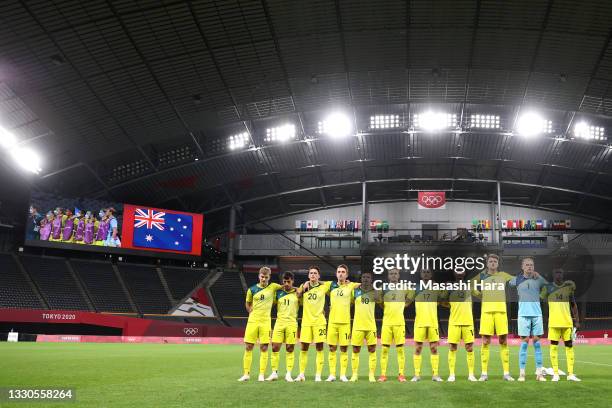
10,146,41,174
573,121,606,141
318,112,353,138
515,112,552,137
228,132,249,150
265,124,296,143
370,114,401,130
469,114,500,129
0,126,17,149
413,111,457,131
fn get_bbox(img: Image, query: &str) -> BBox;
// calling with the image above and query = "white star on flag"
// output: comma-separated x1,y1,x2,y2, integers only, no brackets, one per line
145,234,153,242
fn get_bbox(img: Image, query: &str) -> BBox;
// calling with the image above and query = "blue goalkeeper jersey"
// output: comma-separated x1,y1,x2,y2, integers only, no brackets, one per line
509,274,547,317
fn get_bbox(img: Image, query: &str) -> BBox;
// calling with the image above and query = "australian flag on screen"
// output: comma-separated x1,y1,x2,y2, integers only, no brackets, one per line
132,208,193,252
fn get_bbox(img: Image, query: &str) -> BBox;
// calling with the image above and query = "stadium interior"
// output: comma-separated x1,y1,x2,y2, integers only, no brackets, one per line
0,1,611,405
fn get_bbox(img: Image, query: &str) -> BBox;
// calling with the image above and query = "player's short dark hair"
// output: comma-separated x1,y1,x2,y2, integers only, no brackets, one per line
282,271,294,281
487,254,500,261
307,265,320,273
360,270,373,276
337,264,349,272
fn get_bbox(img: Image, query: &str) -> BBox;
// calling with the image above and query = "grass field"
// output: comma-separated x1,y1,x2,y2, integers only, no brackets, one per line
1,343,611,407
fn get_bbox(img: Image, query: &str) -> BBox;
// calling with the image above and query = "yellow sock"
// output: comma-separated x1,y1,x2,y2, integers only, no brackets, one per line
566,346,575,376
340,351,348,377
431,354,440,377
368,351,377,376
381,346,390,375
316,350,324,376
259,349,269,375
448,350,457,376
271,351,280,372
396,346,405,376
550,344,559,375
500,343,510,374
467,350,475,376
243,349,253,376
481,343,490,374
286,350,295,374
299,350,308,374
413,354,422,377
328,349,337,376
351,352,360,377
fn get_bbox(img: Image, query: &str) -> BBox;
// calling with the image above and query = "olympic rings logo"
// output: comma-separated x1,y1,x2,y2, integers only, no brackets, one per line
420,195,443,206
183,328,199,336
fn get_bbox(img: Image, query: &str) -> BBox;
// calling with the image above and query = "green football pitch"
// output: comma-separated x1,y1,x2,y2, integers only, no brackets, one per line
1,343,611,407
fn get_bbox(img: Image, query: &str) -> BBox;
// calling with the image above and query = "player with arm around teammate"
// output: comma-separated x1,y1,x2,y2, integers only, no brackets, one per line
294,266,332,382
325,264,360,382
442,270,477,382
408,268,443,382
470,254,515,381
541,268,581,382
378,268,409,382
238,267,282,382
350,271,381,383
266,272,299,382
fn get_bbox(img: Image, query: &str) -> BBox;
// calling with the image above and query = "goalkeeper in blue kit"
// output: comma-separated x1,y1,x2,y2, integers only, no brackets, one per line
509,257,548,382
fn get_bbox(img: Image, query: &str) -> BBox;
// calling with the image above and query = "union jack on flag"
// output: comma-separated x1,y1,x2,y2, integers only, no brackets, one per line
134,208,165,231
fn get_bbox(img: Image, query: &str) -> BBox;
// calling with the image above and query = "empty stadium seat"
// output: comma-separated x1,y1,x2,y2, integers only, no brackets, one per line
118,264,171,314
209,271,247,322
70,260,133,313
0,254,43,309
20,256,89,310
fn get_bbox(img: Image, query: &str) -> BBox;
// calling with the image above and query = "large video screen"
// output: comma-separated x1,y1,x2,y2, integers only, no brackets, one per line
26,193,203,257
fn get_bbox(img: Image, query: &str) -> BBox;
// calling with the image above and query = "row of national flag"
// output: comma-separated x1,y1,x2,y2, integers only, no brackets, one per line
502,219,571,230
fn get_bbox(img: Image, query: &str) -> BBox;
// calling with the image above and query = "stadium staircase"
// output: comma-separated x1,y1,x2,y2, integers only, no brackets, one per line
208,270,247,326
117,263,171,314
161,266,210,304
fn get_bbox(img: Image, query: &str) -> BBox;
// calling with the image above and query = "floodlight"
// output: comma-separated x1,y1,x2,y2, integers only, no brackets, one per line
574,121,605,141
370,114,400,129
516,112,551,137
10,146,41,173
413,111,457,131
319,112,352,138
0,126,17,149
265,124,296,143
470,114,500,129
228,132,249,150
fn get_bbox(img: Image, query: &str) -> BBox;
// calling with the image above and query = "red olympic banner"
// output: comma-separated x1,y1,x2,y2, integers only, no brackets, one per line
418,191,446,209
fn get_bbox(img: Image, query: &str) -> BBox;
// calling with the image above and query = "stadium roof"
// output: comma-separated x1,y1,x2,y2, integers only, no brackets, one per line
1,0,612,230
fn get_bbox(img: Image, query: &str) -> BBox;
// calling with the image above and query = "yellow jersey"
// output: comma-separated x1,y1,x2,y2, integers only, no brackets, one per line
541,280,576,328
353,288,379,331
300,281,332,326
445,289,474,326
382,289,408,326
471,270,513,313
275,288,299,325
246,282,282,323
329,281,359,324
408,288,441,328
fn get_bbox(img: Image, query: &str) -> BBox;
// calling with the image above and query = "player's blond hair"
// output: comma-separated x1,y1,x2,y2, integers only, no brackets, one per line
520,256,534,265
259,266,272,276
